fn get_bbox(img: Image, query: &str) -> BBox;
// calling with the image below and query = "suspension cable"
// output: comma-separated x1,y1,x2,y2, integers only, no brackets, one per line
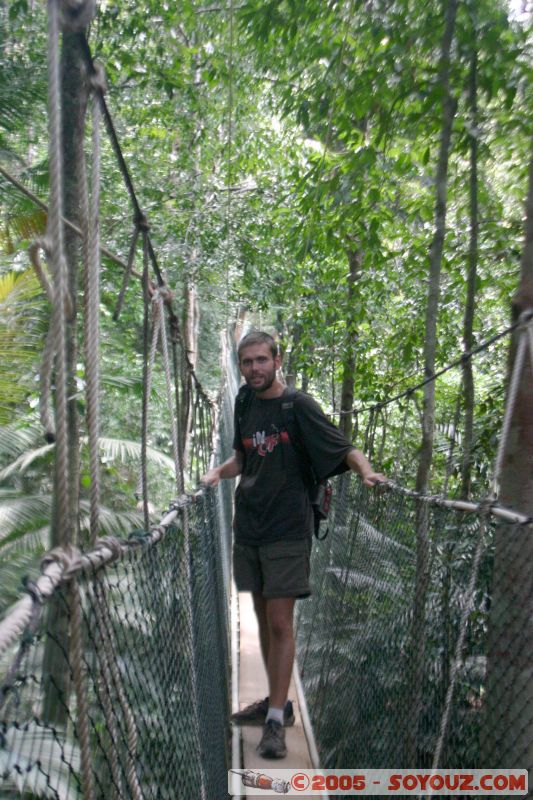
333,310,533,417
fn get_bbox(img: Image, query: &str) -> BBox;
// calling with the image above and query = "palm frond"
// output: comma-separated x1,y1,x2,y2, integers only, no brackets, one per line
1,208,47,254
0,423,41,461
0,435,175,480
0,493,52,545
98,437,176,471
79,501,144,537
0,442,54,481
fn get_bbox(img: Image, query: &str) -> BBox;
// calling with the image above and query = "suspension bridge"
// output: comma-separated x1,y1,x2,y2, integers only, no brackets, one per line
1,1,533,798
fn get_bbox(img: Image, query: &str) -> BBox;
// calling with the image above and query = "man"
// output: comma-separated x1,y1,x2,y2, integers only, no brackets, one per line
202,330,385,759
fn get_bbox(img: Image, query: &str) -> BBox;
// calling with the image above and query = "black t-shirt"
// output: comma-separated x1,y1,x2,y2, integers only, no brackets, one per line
232,388,354,545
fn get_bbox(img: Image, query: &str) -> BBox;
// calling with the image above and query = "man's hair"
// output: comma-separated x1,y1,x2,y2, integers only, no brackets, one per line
237,330,279,361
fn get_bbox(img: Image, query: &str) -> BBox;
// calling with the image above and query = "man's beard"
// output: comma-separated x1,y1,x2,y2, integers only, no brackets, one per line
246,366,276,393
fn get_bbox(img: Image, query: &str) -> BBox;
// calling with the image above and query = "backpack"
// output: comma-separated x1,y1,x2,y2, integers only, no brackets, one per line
235,384,333,539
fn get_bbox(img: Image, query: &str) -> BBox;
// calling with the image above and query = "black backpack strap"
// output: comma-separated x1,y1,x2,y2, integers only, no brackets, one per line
280,389,316,486
236,384,253,424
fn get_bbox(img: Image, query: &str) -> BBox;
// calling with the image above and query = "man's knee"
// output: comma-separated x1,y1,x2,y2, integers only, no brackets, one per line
266,599,295,640
252,592,267,618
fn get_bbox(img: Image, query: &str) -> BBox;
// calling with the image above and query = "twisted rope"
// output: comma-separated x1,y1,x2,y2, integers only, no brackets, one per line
0,503,197,659
140,232,152,529
39,323,57,442
84,66,104,545
47,0,70,543
153,289,184,493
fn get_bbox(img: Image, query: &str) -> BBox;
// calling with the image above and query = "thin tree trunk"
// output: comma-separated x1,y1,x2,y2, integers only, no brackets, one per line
181,52,202,471
285,323,302,389
43,30,88,726
406,0,458,765
461,39,478,500
482,136,533,775
339,248,361,441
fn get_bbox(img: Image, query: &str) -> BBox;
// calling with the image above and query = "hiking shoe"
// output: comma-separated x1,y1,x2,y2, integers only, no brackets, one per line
231,697,295,727
258,719,287,759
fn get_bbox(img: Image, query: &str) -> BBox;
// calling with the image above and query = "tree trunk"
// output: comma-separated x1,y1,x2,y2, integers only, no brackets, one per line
285,323,302,389
339,248,362,441
482,136,533,776
181,52,202,471
43,30,88,726
460,40,478,500
406,0,458,765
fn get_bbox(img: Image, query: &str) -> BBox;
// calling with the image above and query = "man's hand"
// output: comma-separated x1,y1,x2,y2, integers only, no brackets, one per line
345,449,386,487
201,467,221,487
360,471,387,488
200,452,243,488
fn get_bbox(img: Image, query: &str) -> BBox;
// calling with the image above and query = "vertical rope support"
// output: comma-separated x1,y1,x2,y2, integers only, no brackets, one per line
155,292,184,493
85,76,103,546
40,323,57,440
47,0,70,542
140,232,151,529
69,574,96,800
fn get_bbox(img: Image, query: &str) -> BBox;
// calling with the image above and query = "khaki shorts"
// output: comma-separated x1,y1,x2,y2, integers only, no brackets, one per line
233,538,312,599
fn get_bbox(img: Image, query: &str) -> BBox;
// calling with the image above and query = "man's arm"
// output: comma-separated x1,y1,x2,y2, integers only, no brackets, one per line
201,450,244,488
345,448,386,488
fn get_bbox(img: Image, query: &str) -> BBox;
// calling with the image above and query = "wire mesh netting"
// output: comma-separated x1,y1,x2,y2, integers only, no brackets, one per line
296,475,532,778
0,378,237,800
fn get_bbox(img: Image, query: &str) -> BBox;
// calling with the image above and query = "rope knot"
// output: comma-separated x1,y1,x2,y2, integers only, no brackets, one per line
22,577,46,605
478,496,497,518
59,0,96,31
88,61,107,94
41,546,83,580
134,212,150,233
154,284,174,306
93,535,124,563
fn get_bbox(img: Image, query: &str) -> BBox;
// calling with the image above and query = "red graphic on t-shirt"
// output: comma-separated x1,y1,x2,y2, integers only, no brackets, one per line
241,430,290,457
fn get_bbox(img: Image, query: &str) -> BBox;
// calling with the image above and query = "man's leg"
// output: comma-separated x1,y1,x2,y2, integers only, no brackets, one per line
252,591,269,669
265,597,295,709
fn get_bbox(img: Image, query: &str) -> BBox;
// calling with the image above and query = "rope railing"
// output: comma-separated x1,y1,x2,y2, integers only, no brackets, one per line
297,311,533,779
3,0,533,792
334,310,533,419
0,382,237,799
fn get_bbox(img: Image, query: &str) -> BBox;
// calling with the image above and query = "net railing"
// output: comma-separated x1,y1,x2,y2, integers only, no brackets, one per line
296,475,533,776
0,377,237,800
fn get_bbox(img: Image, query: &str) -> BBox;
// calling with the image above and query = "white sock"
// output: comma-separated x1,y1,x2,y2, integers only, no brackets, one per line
266,706,284,725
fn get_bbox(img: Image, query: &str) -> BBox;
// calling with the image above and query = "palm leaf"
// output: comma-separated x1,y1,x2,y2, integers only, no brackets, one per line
0,437,176,480
0,442,54,481
98,437,176,471
0,493,52,545
0,423,41,461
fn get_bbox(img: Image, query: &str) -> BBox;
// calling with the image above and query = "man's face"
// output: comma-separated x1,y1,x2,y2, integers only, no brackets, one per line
239,343,281,393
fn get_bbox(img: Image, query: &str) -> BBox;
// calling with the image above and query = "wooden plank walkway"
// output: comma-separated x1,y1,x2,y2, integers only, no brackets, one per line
230,591,324,799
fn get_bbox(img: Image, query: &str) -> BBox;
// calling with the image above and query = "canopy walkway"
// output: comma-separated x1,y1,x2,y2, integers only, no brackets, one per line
1,2,533,798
